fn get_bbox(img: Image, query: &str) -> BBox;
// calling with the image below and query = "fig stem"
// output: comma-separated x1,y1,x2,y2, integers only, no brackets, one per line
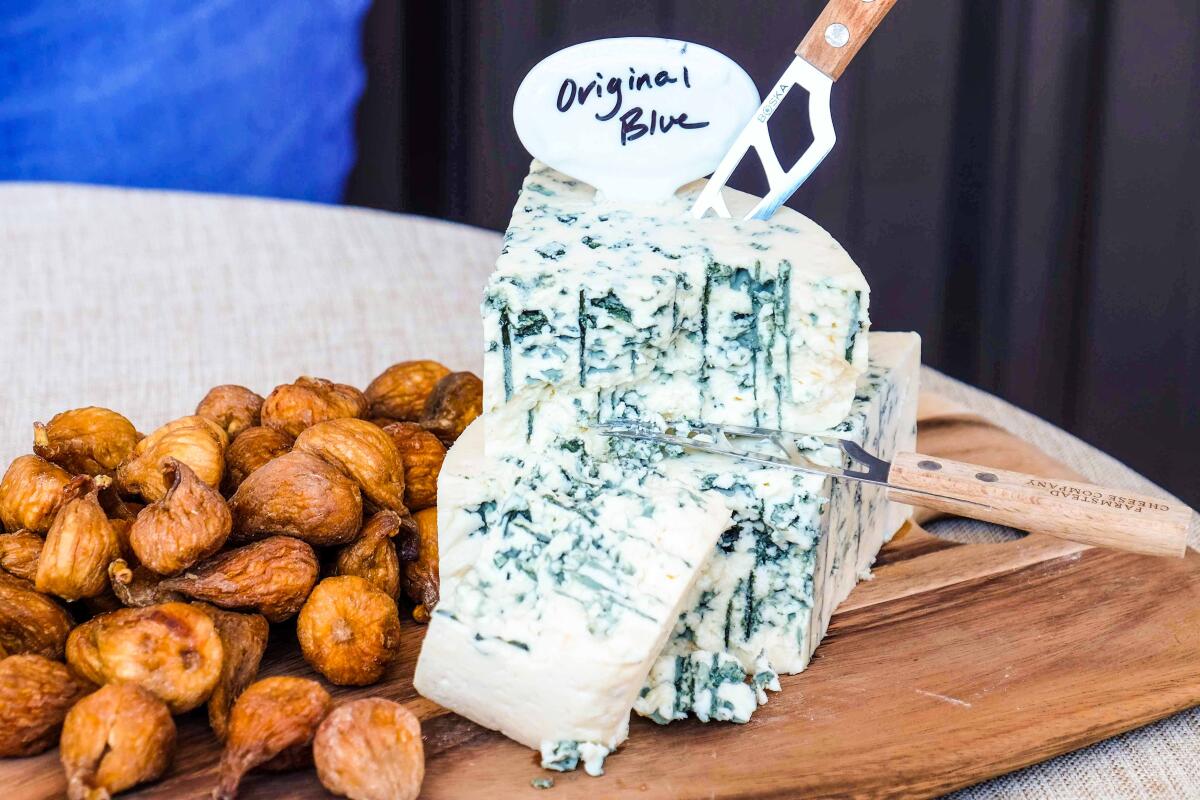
214,753,251,800
32,423,50,449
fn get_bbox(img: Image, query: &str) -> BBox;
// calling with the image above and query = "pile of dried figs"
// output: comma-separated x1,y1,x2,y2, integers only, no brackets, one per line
0,360,478,800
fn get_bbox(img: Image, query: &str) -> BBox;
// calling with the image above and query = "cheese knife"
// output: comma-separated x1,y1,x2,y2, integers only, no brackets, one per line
598,420,1192,558
692,0,900,220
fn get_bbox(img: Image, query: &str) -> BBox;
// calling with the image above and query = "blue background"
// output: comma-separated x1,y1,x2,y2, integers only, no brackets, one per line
0,0,371,202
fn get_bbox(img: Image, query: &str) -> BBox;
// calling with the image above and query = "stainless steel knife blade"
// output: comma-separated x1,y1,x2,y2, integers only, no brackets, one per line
691,0,900,221
595,418,1191,557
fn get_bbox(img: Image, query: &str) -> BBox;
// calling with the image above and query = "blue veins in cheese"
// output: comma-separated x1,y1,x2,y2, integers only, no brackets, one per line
637,650,767,725
414,417,731,776
635,332,920,725
540,740,612,778
414,160,917,776
482,161,871,435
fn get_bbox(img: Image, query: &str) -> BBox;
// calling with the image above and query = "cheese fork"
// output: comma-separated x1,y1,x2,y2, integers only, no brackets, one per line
597,420,1191,558
692,0,900,220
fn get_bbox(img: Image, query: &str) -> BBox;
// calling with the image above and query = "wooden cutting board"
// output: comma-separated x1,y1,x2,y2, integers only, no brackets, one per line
6,396,1200,800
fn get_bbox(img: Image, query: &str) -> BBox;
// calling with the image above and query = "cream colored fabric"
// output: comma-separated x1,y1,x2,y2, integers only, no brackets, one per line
0,183,1195,798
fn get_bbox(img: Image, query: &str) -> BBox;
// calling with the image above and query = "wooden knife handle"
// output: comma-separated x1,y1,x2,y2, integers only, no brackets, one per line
796,0,899,81
886,452,1192,557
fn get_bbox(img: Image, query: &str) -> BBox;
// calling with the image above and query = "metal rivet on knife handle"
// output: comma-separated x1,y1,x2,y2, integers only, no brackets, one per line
797,0,900,81
824,23,850,48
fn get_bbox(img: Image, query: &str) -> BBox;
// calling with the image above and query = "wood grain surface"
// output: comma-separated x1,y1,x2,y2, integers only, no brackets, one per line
5,394,1199,799
795,0,900,80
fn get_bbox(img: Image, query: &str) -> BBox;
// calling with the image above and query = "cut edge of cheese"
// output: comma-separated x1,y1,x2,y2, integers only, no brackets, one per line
634,331,920,725
414,417,732,767
482,162,871,434
806,330,920,659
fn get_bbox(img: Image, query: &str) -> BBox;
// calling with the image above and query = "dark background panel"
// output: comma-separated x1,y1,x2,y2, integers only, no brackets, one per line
344,0,1199,507
1072,0,1200,487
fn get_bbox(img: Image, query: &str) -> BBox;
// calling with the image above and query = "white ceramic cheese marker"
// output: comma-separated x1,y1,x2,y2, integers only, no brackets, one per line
693,0,900,220
513,37,760,203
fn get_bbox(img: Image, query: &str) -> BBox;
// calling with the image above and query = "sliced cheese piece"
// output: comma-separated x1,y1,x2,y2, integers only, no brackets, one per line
414,417,731,773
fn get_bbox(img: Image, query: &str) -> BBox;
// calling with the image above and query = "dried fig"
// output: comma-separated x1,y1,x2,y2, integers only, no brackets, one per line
36,476,122,601
129,458,232,575
381,422,446,510
365,360,451,422
0,455,72,534
64,617,104,685
108,559,184,607
195,604,269,742
108,516,134,561
395,511,420,562
294,418,407,513
405,508,439,623
297,575,400,686
333,511,401,598
0,530,42,581
72,602,224,713
0,573,73,658
116,415,227,502
60,683,175,800
229,451,362,547
314,698,424,800
420,371,483,445
0,654,94,757
99,482,144,522
33,407,139,476
155,414,230,442
197,385,265,439
261,376,367,439
223,426,292,493
0,567,31,590
160,536,319,622
214,676,332,800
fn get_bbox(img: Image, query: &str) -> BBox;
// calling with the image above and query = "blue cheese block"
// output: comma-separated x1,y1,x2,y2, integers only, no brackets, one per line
417,332,918,774
413,418,731,776
483,161,871,434
635,332,920,725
